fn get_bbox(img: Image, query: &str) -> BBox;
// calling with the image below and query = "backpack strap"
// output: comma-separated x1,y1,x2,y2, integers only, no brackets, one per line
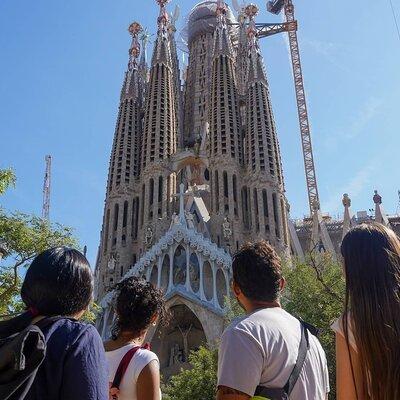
110,343,151,395
283,320,310,395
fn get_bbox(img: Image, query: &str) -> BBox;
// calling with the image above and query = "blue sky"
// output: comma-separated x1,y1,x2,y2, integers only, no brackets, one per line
1,0,399,267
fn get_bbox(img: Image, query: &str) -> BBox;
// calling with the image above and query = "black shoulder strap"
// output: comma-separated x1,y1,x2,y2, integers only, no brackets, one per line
283,320,310,395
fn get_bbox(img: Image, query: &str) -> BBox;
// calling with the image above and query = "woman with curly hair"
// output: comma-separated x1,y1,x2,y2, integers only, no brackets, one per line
104,277,169,400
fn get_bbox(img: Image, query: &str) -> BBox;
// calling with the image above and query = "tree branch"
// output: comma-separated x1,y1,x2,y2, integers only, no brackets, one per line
308,252,343,303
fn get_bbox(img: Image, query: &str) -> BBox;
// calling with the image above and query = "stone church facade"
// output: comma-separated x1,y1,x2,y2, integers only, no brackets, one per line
95,0,289,374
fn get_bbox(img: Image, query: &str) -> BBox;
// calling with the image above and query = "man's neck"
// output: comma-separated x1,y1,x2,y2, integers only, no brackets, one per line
246,300,281,314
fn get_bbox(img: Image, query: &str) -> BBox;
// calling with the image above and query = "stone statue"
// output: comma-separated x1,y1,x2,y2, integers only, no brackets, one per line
222,217,232,239
107,254,117,271
178,324,193,362
186,211,195,229
373,190,382,205
145,226,153,246
169,343,183,366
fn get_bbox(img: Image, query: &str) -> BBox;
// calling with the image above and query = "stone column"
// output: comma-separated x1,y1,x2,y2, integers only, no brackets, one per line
199,254,205,301
267,189,276,243
212,261,218,308
157,255,163,288
185,245,191,292
168,246,174,293
257,188,265,236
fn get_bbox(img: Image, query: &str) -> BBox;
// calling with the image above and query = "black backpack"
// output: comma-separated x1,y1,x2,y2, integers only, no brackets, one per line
0,317,62,400
252,320,316,400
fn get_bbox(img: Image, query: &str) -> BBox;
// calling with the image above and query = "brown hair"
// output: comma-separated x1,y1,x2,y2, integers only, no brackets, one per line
232,240,282,302
341,222,400,399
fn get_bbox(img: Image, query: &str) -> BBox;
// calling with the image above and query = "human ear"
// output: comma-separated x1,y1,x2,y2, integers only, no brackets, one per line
279,277,286,292
232,280,241,297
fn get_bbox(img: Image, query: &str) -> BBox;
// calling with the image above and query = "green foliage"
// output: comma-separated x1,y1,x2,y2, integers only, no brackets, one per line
0,170,79,315
163,346,218,400
0,169,16,195
164,255,345,400
81,303,101,324
282,254,345,399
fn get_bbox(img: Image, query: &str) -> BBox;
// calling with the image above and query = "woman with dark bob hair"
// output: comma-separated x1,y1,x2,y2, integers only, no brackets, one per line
104,276,169,400
333,222,400,399
0,247,108,400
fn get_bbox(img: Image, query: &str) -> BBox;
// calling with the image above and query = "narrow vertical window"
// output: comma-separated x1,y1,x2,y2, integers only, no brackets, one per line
113,203,119,231
123,201,128,228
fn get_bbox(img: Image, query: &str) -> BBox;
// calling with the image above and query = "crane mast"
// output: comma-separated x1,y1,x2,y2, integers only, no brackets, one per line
266,0,320,215
42,155,52,220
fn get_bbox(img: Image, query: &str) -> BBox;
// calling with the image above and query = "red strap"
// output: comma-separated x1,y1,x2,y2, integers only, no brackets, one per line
111,343,151,391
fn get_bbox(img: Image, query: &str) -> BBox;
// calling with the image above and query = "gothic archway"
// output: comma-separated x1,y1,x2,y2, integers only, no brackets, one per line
151,303,207,379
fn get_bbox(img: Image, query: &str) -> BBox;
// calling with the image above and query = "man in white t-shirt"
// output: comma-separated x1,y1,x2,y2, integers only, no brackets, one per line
217,241,330,400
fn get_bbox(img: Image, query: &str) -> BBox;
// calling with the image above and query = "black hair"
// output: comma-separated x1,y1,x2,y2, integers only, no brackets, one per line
111,276,169,339
0,247,93,338
232,240,282,302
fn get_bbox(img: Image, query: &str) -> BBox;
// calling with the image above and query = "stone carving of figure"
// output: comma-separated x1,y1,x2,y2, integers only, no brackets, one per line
186,211,195,229
169,343,183,366
170,213,180,227
373,190,382,205
222,217,232,239
178,324,193,362
107,254,117,271
145,226,153,246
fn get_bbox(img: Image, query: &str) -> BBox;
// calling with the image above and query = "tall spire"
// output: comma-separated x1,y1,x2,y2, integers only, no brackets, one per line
373,190,389,226
245,4,267,84
138,29,150,83
123,22,142,99
209,0,241,162
342,193,352,239
213,1,235,57
236,11,249,95
244,4,282,182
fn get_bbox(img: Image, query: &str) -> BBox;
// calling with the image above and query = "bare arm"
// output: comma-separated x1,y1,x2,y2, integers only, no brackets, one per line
136,360,161,400
216,386,251,400
336,332,364,400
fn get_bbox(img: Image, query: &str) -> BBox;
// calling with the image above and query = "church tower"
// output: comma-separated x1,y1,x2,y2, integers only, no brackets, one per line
208,0,243,251
96,22,145,296
96,2,290,367
242,4,289,249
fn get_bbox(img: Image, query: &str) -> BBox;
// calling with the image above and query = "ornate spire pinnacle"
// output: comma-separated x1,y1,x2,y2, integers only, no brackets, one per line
373,190,389,226
245,4,267,84
123,22,142,96
156,0,170,34
342,193,352,239
245,3,259,46
128,22,142,71
213,0,234,56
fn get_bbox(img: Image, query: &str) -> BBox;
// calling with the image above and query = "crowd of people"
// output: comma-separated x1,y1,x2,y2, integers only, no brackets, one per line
1,222,400,400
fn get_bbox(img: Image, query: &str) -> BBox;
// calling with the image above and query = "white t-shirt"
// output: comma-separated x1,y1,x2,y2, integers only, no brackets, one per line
218,308,330,400
331,314,357,351
106,345,160,400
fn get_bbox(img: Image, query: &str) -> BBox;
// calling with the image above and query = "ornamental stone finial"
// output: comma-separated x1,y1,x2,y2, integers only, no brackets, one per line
373,190,382,205
244,3,259,18
342,193,351,208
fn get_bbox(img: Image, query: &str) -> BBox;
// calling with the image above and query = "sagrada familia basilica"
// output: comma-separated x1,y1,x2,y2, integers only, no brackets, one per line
95,0,399,376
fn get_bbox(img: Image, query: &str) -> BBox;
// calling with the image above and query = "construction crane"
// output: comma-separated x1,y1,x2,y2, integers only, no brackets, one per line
230,1,334,255
264,0,320,216
42,155,52,220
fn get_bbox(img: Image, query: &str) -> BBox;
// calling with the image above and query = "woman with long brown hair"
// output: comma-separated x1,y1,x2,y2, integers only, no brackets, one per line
333,222,400,399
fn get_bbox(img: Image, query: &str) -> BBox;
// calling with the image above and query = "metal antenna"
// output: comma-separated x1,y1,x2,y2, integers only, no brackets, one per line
42,155,52,220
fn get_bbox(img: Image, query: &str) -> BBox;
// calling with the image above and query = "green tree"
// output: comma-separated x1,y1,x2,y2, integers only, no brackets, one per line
163,346,218,400
163,255,345,399
0,168,78,315
282,254,345,399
